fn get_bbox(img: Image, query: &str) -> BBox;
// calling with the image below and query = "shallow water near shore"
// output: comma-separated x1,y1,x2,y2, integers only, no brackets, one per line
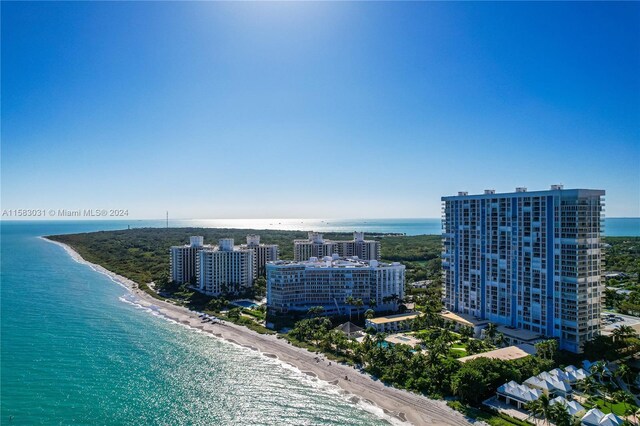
1,222,391,425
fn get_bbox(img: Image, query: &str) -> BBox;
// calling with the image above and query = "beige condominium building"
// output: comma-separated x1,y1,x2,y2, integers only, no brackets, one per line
293,231,380,261
240,234,278,277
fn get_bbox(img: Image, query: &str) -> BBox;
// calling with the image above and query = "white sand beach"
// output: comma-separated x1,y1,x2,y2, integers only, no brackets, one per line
42,237,476,426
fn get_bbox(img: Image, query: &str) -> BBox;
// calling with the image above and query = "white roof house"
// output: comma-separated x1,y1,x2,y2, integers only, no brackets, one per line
550,396,585,417
525,376,556,392
580,408,622,426
599,413,624,426
564,365,590,383
524,374,572,396
581,408,605,426
497,380,542,407
549,368,571,382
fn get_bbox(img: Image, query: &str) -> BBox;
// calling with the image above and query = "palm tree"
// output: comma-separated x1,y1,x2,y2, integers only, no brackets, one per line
459,325,474,340
615,391,635,414
441,328,454,344
526,393,552,425
616,363,633,389
227,307,241,321
345,296,355,321
612,325,638,342
535,339,559,361
577,376,598,396
484,323,497,342
307,306,325,317
549,401,573,426
624,407,637,426
466,339,484,355
354,298,364,321
600,383,615,412
364,309,375,320
591,361,608,384
374,332,387,347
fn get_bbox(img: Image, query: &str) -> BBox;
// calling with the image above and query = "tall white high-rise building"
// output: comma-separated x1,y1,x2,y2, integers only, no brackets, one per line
240,234,279,277
293,232,380,261
267,256,405,315
198,239,255,296
170,236,211,284
442,186,605,353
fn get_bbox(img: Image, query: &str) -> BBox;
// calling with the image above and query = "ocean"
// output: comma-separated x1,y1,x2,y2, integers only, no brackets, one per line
1,218,638,424
0,222,392,425
7,217,638,237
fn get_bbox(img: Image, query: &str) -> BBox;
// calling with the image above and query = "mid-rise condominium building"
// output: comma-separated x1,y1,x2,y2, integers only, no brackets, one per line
240,234,279,277
170,236,211,284
266,256,405,315
198,238,254,296
442,186,605,353
293,232,380,261
335,232,381,261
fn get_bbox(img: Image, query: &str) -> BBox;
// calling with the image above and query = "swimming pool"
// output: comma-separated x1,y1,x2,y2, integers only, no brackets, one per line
232,300,258,309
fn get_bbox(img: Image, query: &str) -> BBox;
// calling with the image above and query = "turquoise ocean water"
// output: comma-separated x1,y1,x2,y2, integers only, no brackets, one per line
1,218,638,424
1,222,392,425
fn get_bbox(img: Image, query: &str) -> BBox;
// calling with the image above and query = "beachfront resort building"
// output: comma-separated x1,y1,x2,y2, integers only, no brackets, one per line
240,234,279,276
442,186,605,353
365,312,421,333
293,232,381,261
170,236,212,284
198,239,254,296
266,256,404,315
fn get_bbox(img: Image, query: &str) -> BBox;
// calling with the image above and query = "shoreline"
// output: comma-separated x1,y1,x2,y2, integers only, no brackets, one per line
41,236,476,426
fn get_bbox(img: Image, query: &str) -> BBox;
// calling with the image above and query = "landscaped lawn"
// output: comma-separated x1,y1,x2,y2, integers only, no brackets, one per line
588,398,638,417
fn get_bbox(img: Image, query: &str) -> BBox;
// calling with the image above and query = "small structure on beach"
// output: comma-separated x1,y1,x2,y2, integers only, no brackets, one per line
333,322,364,339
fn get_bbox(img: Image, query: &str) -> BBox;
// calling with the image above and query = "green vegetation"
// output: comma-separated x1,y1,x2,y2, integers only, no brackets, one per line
46,227,443,289
45,227,640,422
604,237,640,275
603,237,640,315
447,401,532,426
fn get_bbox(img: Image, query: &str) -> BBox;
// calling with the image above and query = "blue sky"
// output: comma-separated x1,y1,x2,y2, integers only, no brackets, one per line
2,1,639,219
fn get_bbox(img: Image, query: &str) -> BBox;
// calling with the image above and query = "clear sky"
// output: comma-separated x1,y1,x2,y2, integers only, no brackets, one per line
2,1,639,219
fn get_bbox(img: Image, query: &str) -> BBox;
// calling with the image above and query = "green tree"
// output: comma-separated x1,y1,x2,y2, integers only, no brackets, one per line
466,339,485,355
354,298,364,321
615,363,633,389
590,361,608,384
526,393,552,426
549,401,573,426
451,368,485,404
459,325,474,341
535,339,559,361
227,308,241,321
307,306,325,317
345,296,355,321
612,325,638,342
484,323,497,342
